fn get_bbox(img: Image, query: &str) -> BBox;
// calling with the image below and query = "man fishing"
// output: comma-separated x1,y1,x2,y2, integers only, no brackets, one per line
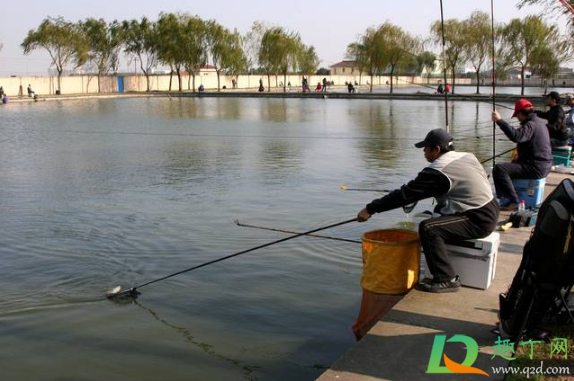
491,99,553,211
357,129,499,293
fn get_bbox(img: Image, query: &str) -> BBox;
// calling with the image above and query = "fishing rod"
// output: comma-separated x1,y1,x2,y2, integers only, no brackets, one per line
480,147,514,164
234,220,361,244
339,147,514,196
439,0,450,133
107,217,358,299
340,186,391,192
491,0,497,166
392,76,514,111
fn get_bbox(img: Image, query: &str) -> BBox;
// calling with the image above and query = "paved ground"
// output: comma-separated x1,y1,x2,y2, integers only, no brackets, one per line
318,172,571,381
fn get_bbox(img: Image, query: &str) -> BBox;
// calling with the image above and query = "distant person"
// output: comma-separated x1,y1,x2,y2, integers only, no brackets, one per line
27,84,35,98
536,91,569,147
445,83,451,94
354,80,358,86
287,81,291,90
231,78,236,89
0,86,5,99
491,99,553,211
302,77,308,93
18,85,24,98
347,82,355,93
322,77,327,92
198,84,205,92
386,80,389,85
316,82,322,92
258,79,264,92
437,82,444,94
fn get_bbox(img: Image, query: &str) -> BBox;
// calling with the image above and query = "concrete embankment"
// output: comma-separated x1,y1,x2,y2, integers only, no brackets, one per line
317,172,572,381
1,89,550,105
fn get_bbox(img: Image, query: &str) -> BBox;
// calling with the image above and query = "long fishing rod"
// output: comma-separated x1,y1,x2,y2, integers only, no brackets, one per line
480,147,514,164
439,0,450,133
340,186,391,192
234,220,362,244
491,0,497,166
107,217,358,299
393,76,514,111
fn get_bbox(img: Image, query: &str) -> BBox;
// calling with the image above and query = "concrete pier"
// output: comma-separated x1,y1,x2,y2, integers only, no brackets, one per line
318,172,573,381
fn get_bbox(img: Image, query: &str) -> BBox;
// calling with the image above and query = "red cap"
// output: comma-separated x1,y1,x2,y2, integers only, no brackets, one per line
512,99,533,118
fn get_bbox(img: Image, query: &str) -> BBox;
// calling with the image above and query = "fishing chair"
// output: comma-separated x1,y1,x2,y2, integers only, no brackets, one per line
499,178,574,342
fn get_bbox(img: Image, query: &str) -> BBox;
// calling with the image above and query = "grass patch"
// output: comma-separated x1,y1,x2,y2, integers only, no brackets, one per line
505,326,574,381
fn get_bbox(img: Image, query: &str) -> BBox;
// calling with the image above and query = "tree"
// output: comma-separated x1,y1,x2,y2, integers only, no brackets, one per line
259,27,282,91
346,27,386,92
243,21,268,74
500,16,564,95
299,46,320,76
417,51,437,83
122,18,159,92
269,28,301,92
21,17,88,94
181,15,207,92
315,67,329,75
531,45,562,93
431,18,467,94
345,42,369,85
156,13,185,91
81,18,123,93
377,22,418,93
205,20,245,91
463,11,493,94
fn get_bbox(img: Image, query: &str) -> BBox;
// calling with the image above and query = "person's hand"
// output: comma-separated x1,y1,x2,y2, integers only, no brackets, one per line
492,110,502,123
358,208,371,222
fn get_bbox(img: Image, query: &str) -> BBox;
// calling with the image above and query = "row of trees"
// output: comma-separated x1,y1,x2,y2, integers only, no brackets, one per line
21,15,319,94
347,11,570,95
21,11,572,96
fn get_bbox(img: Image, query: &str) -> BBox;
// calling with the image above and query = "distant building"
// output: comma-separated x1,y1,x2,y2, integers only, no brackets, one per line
330,61,365,76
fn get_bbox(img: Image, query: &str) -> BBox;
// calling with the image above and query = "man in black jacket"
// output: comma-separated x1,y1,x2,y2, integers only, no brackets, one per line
357,129,499,293
536,91,569,147
492,99,553,210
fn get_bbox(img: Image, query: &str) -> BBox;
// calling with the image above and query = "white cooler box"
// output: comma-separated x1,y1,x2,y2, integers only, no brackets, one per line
424,232,500,290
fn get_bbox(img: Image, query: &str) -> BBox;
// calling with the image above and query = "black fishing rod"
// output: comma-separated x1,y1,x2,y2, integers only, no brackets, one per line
480,147,514,164
393,76,514,111
491,0,497,166
107,217,358,299
340,186,391,192
234,220,362,244
439,0,450,133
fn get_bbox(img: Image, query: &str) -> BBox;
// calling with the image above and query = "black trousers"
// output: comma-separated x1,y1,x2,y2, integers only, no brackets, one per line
419,214,494,282
493,162,548,203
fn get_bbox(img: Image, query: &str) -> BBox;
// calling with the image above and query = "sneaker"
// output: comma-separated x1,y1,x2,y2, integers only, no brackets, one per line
422,276,461,293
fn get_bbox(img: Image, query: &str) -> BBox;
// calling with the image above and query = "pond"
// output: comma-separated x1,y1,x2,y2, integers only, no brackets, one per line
0,96,513,381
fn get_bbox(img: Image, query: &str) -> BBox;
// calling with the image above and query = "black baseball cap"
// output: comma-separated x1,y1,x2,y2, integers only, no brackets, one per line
414,129,453,148
548,91,561,101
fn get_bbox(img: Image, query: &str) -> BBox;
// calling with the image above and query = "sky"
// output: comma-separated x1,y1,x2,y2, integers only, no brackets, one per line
0,0,570,76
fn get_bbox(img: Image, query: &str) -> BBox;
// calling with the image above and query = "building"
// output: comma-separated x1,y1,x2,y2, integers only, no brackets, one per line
330,61,365,76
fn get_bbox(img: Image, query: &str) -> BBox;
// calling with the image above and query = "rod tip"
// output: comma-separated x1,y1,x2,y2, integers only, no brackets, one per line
340,186,347,190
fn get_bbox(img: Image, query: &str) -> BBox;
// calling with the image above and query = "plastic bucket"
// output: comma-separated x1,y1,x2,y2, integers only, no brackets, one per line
361,229,421,294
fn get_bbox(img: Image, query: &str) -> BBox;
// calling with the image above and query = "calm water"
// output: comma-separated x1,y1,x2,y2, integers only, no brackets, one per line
0,97,513,381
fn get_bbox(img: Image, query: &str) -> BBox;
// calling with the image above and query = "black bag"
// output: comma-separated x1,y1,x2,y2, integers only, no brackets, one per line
499,179,574,337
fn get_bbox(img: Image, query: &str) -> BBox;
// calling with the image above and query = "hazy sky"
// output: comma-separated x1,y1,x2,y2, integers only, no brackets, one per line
0,0,569,76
